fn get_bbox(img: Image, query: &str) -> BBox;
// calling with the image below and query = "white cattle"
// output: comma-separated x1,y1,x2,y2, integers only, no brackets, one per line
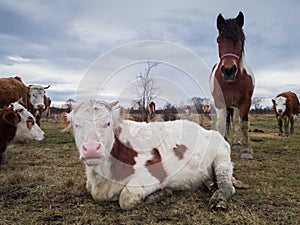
65,99,235,210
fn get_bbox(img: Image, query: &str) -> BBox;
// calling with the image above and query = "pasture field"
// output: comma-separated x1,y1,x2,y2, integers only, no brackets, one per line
0,114,299,225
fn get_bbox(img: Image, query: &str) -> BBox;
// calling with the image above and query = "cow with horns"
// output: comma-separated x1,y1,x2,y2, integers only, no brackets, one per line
63,99,235,210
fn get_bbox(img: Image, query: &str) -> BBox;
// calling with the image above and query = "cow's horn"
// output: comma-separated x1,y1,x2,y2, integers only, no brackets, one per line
44,85,50,89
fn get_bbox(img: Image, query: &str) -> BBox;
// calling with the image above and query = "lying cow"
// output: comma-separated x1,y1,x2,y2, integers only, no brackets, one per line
272,91,300,136
64,99,235,210
0,102,45,163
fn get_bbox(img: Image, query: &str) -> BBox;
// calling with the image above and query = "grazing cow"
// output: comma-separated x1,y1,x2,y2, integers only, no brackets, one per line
272,91,300,136
64,100,235,210
27,84,50,126
0,76,29,108
0,101,45,163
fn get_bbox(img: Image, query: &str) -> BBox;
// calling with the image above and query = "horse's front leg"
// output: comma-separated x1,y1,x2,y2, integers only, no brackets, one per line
216,107,227,138
239,104,253,159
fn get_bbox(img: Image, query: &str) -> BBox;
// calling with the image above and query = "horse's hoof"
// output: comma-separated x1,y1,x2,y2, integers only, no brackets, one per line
231,143,241,150
240,152,253,160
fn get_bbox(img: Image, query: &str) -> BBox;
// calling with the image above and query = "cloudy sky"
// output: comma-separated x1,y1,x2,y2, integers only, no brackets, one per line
0,0,299,108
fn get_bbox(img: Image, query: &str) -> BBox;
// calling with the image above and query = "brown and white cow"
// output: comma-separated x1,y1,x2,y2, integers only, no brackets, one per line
202,103,211,117
0,76,29,108
272,91,300,136
27,84,50,126
0,101,45,163
64,99,235,210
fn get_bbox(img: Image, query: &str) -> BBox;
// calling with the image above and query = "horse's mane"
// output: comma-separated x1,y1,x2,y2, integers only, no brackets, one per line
219,18,245,52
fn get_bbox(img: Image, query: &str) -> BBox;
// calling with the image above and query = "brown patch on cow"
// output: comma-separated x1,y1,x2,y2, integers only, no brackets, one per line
110,135,138,181
173,144,187,160
26,117,34,130
145,148,167,183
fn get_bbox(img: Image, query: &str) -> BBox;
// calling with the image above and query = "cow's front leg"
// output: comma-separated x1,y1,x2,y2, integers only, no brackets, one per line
119,175,161,210
277,118,283,136
283,117,290,136
209,156,235,210
290,116,295,134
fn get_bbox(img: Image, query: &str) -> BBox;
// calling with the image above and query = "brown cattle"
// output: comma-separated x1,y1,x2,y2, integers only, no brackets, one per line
272,91,300,136
0,76,29,108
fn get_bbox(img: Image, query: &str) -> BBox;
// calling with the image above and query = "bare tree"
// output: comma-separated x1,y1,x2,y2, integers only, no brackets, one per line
132,61,160,122
252,97,264,110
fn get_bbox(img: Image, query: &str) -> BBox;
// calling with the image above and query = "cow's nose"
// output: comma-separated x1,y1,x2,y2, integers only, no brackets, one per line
82,143,101,159
37,104,45,110
278,109,283,114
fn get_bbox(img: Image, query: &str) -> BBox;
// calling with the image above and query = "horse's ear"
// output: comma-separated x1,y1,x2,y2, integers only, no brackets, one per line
236,11,244,28
217,13,225,31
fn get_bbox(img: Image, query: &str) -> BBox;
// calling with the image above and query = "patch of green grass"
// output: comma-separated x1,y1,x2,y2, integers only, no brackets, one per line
0,115,299,224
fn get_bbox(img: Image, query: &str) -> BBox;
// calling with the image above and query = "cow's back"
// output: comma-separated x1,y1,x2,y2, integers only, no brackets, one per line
0,77,28,108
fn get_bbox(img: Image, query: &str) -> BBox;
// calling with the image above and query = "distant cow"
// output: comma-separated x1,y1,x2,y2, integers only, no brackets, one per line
41,96,52,122
64,100,235,210
0,101,45,163
148,101,155,119
272,91,300,136
185,105,191,116
27,84,50,126
202,103,211,118
0,76,29,108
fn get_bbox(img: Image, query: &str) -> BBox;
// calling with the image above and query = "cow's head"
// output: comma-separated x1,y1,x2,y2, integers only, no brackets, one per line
65,100,120,166
28,85,50,111
9,102,45,142
272,96,288,116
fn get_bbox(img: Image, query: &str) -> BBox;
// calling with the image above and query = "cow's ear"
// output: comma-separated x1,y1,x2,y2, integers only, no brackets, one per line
109,101,119,108
271,99,275,105
3,111,20,126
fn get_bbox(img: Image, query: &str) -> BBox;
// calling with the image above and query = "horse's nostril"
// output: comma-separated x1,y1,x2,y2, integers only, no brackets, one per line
221,65,237,78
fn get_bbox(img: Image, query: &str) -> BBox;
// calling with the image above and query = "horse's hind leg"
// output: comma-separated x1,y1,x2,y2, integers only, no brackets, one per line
231,107,241,150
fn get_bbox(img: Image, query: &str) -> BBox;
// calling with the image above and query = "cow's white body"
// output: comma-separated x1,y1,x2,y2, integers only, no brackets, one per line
66,100,234,210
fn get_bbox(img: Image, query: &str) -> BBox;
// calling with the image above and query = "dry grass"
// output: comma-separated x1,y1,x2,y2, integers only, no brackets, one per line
0,114,299,224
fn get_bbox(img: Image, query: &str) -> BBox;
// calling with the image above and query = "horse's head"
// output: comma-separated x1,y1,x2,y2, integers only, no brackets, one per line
217,11,245,81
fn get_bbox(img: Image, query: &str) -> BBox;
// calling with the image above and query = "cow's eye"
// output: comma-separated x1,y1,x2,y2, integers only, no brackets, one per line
106,122,110,127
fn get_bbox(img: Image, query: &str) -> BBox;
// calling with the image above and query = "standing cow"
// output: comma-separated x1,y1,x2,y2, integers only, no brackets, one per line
27,84,50,126
272,91,300,136
0,76,29,108
64,99,235,210
0,101,45,163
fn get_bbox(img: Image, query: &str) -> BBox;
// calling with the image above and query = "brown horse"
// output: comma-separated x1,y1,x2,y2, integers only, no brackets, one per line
210,11,255,159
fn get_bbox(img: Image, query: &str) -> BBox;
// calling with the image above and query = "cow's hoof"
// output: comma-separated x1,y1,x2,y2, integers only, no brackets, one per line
231,143,241,150
209,198,228,211
240,152,253,160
